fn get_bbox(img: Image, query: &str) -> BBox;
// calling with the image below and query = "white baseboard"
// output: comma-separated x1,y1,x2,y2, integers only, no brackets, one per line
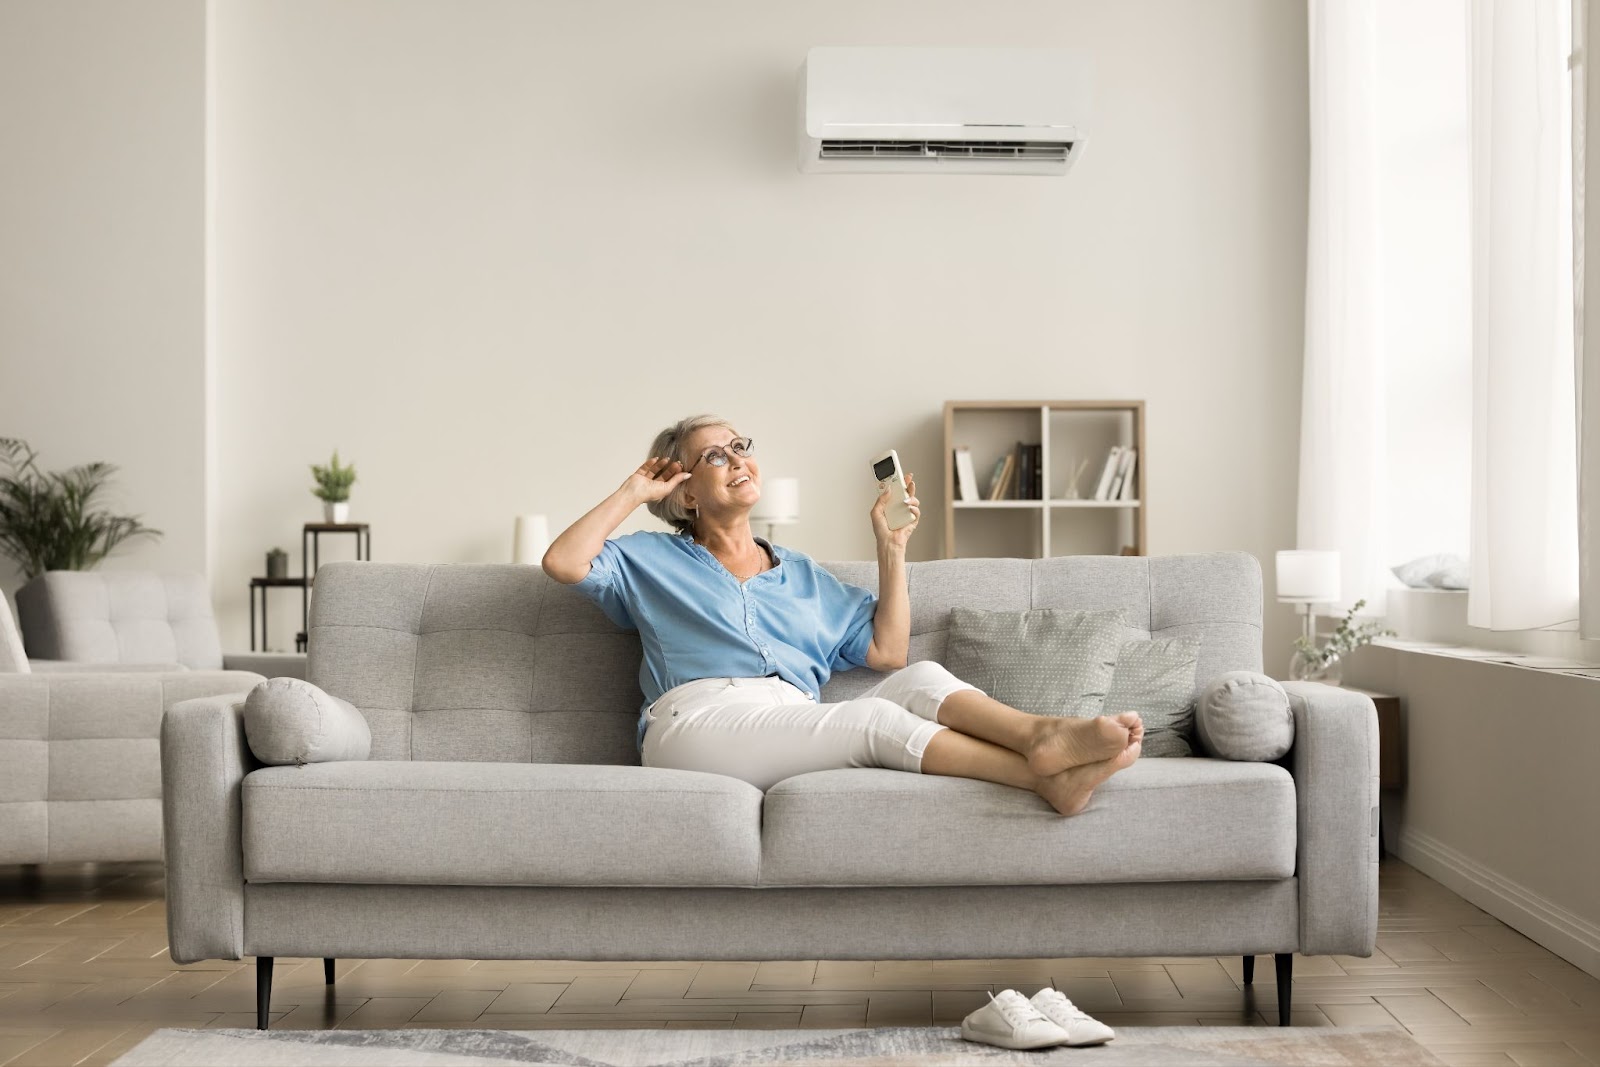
1398,826,1600,980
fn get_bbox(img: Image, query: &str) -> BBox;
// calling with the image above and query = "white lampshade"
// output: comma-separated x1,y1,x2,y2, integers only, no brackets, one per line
512,514,550,564
1276,550,1341,603
751,477,800,523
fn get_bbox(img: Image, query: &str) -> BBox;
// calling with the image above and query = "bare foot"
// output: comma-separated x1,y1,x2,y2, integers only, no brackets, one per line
1113,711,1145,747
1036,740,1142,816
1026,715,1130,777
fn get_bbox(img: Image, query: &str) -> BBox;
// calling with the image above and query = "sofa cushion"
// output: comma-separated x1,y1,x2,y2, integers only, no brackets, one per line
243,761,763,887
1195,671,1295,761
1103,634,1202,757
943,608,1126,718
760,758,1295,886
244,677,371,766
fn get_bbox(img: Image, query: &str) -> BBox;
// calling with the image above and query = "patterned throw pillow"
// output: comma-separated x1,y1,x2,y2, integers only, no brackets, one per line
1103,634,1203,757
943,608,1126,719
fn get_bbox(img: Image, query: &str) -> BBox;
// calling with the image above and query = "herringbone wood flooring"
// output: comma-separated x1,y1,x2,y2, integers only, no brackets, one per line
0,860,1594,1066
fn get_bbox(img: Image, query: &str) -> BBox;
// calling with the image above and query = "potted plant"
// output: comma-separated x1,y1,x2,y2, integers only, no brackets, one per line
311,449,357,524
0,438,162,578
1290,598,1396,685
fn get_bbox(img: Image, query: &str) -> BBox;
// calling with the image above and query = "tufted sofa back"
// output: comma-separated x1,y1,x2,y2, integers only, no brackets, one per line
307,551,1263,765
16,571,224,669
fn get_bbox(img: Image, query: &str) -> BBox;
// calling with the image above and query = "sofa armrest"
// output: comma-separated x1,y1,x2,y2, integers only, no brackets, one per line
30,659,191,673
1282,680,1379,956
222,652,307,680
161,691,261,963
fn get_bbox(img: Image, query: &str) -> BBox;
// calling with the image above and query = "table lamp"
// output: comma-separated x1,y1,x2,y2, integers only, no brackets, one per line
750,477,800,543
512,514,550,565
1275,549,1341,647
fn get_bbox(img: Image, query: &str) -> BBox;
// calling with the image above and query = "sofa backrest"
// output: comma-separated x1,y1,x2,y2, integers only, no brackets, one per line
15,570,223,670
308,551,1263,764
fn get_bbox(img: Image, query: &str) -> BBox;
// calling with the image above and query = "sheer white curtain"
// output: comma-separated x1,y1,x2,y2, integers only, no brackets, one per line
1579,0,1600,639
1299,0,1392,614
1468,0,1579,631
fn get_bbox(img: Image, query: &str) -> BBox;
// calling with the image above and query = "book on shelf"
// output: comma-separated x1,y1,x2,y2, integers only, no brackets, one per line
1016,441,1032,501
988,453,1016,501
1093,446,1124,500
1108,446,1134,499
953,446,979,502
984,455,1009,499
1032,443,1042,499
1117,447,1138,501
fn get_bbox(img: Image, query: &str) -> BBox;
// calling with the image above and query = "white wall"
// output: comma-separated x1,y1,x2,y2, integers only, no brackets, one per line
1345,646,1600,978
212,0,1311,663
0,1,209,605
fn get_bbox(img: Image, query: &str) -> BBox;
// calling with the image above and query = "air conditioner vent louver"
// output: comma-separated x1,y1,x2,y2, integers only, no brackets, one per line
818,139,1072,162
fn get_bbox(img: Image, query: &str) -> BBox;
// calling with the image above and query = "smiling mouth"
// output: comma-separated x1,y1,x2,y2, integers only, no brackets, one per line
729,476,752,487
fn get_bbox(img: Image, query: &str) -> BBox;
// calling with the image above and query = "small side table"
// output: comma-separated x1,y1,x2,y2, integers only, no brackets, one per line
299,523,372,647
1345,687,1405,857
250,577,309,652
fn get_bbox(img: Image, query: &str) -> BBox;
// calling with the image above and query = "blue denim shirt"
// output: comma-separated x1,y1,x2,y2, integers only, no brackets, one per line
571,529,879,752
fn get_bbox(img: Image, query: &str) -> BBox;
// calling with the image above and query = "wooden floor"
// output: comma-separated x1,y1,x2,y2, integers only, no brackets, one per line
0,859,1595,1066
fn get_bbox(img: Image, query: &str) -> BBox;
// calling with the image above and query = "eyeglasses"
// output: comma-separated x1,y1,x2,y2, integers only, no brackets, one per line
687,436,754,474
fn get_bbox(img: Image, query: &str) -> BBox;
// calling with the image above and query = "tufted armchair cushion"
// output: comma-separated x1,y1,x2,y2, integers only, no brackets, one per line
18,571,225,669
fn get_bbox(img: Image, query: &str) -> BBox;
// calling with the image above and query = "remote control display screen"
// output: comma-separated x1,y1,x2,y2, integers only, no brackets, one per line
873,457,897,482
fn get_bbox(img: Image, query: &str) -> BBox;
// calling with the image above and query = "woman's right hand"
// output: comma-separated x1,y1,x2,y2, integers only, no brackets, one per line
623,456,691,504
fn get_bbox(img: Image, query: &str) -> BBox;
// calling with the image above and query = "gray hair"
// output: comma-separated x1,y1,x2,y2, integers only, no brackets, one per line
643,413,738,535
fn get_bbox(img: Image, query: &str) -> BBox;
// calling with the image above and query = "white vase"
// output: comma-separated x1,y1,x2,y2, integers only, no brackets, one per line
323,502,349,524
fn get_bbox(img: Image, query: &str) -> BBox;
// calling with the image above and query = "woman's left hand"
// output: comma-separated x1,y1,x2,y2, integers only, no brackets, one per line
870,472,919,551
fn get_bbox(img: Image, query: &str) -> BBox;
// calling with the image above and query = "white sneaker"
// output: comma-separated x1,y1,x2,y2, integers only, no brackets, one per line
1030,986,1116,1046
960,989,1070,1050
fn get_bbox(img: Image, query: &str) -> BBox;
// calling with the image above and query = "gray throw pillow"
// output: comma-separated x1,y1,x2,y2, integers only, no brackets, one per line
1103,634,1201,757
243,677,372,766
943,608,1125,718
1195,671,1294,761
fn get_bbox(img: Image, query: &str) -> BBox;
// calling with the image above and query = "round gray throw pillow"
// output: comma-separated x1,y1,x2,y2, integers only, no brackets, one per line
1195,671,1294,761
243,677,371,766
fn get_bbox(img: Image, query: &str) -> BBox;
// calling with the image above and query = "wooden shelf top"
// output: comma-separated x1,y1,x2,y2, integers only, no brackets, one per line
303,522,370,532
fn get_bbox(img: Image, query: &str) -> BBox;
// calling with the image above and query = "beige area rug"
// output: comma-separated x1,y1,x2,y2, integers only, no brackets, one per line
111,1025,1443,1065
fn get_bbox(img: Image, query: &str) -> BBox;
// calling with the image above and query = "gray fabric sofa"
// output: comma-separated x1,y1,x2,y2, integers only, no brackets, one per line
160,551,1379,1031
0,592,263,864
17,570,306,680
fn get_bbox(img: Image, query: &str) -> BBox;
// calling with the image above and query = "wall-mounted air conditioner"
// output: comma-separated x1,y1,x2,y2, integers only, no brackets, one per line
797,46,1092,176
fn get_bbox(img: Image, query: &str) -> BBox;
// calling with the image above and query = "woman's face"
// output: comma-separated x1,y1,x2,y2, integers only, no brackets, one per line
681,426,760,517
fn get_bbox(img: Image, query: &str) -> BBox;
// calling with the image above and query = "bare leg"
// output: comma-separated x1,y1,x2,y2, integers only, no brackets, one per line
920,728,1141,817
935,688,1141,776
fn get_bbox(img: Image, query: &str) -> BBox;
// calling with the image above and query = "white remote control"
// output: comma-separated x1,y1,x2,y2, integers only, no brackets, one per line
871,449,916,531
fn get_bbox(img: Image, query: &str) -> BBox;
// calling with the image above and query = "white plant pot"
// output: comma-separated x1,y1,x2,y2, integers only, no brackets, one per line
323,502,349,524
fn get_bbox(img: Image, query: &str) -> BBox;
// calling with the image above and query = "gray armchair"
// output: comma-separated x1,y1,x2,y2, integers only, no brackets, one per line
16,570,306,680
0,593,264,864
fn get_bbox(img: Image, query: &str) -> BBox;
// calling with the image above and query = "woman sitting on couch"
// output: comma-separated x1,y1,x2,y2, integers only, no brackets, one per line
542,413,1142,816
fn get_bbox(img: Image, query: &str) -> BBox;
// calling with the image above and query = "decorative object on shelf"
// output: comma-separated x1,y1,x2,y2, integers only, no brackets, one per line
0,437,162,578
1062,455,1089,499
310,449,357,524
266,548,289,579
953,447,979,502
1289,598,1396,685
750,477,801,542
511,515,550,564
1275,549,1341,677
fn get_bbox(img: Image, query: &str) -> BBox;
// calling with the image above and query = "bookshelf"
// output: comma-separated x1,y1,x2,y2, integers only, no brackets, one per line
942,400,1146,559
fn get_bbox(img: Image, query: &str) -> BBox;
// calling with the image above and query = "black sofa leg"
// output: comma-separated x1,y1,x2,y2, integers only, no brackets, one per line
1242,955,1255,985
256,956,274,1030
1275,952,1293,1025
324,958,336,985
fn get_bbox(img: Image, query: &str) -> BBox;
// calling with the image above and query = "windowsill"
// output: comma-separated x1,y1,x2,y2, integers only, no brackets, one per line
1371,637,1600,678
1367,587,1600,669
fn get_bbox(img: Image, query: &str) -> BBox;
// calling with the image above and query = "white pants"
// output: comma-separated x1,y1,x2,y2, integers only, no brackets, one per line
641,660,981,791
